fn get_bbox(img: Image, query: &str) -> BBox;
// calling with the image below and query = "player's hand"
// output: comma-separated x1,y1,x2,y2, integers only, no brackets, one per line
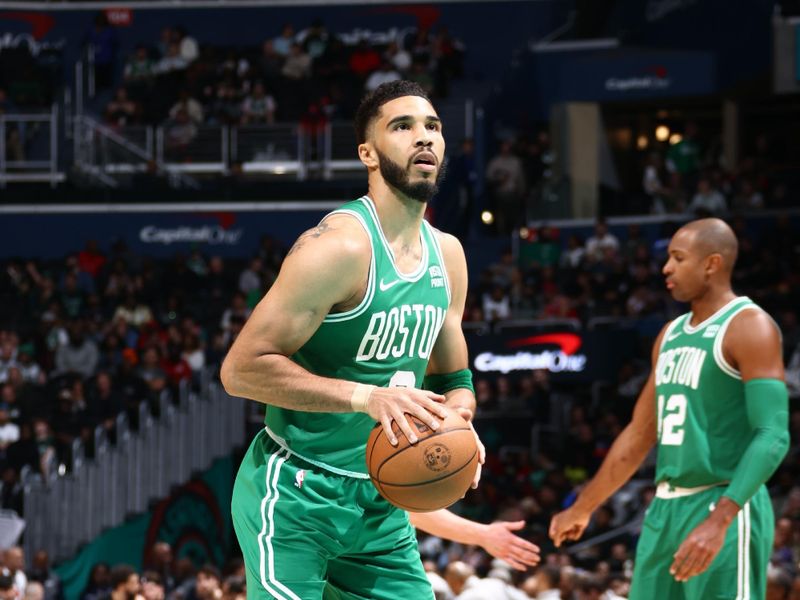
366,387,448,446
480,521,541,570
453,407,485,489
549,506,591,547
670,516,728,582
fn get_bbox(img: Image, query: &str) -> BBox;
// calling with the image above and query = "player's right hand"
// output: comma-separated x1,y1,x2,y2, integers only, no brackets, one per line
549,506,591,548
366,387,448,446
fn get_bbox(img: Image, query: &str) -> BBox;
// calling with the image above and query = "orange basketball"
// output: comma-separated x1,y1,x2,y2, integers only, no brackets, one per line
366,407,479,512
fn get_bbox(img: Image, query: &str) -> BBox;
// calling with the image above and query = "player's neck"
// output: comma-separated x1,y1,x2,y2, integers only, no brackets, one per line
689,287,737,325
367,180,427,245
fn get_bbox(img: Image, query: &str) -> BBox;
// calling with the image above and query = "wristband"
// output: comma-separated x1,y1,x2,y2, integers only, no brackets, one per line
350,383,375,413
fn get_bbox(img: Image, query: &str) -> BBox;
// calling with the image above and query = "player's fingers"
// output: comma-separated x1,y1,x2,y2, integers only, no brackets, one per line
504,520,526,531
471,462,482,489
409,399,443,430
390,408,418,444
670,545,694,580
504,556,529,571
422,390,447,404
379,415,398,446
420,396,449,421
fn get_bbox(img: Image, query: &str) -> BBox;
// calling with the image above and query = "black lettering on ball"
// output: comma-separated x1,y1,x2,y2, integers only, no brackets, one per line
424,443,452,472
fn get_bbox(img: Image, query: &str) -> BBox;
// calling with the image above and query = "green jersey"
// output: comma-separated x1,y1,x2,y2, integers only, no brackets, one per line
265,197,452,476
654,296,761,488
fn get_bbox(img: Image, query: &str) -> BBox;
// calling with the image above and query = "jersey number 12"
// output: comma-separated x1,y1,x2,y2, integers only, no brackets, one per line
657,394,687,446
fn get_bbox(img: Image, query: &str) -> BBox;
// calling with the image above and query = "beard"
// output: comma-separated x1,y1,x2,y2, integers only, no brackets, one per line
376,148,447,203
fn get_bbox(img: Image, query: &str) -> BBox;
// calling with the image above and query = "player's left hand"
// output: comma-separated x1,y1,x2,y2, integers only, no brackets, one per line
454,407,485,489
481,520,541,571
669,516,728,582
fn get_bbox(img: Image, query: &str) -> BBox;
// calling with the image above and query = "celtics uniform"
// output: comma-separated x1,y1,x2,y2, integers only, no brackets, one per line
232,197,451,600
630,297,774,600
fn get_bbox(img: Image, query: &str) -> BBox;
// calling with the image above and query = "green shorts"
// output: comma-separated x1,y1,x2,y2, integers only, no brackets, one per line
231,430,433,600
630,484,773,600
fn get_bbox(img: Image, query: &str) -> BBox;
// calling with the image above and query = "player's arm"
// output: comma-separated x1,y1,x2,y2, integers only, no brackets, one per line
670,310,789,582
409,510,540,571
423,232,484,486
549,324,665,547
220,215,448,443
425,231,474,417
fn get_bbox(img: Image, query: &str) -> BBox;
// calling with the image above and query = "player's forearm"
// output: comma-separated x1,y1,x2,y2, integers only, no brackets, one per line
573,423,655,514
409,509,485,545
221,351,355,413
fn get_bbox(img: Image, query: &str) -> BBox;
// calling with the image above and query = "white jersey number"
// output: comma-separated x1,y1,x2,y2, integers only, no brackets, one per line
658,394,687,446
389,370,416,389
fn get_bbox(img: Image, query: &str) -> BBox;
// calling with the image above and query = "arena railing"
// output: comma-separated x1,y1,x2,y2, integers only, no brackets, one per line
0,107,65,187
22,369,247,565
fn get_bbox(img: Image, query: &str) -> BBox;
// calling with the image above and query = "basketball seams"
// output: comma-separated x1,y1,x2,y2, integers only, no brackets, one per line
376,447,478,487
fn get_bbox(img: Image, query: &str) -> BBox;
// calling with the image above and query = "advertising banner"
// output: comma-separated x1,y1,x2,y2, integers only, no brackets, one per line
466,328,638,383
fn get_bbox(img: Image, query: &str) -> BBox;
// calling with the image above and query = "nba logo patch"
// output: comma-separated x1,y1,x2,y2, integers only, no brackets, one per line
295,470,305,489
704,325,720,338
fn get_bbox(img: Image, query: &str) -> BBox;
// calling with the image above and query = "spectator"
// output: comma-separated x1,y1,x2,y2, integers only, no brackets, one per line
175,26,199,63
349,40,381,80
105,87,139,127
365,61,402,92
732,179,765,211
281,43,312,80
385,40,412,73
84,13,118,90
444,562,478,598
185,565,222,600
486,141,526,234
642,152,672,214
169,90,204,124
138,347,167,395
24,581,44,600
300,18,328,59
113,294,154,328
155,42,188,75
4,547,26,597
0,575,17,600
55,323,99,379
258,40,284,85
108,566,139,600
240,82,276,125
0,407,19,453
123,45,155,88
165,108,198,159
87,371,125,436
27,550,61,600
666,121,701,190
140,571,164,600
687,177,727,216
238,258,263,296
455,564,528,599
482,286,511,322
585,220,620,263
272,23,295,57
81,562,111,600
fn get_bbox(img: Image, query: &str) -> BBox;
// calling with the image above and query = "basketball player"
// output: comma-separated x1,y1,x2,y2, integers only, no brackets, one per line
549,218,790,599
222,81,488,599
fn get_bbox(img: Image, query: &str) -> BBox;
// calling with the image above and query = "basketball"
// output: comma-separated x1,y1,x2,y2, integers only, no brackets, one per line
366,407,479,512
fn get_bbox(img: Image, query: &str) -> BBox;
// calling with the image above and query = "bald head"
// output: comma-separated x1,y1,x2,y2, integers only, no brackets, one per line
677,218,738,272
444,561,474,595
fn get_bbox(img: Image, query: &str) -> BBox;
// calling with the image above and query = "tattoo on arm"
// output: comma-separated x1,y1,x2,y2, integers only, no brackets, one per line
286,222,335,257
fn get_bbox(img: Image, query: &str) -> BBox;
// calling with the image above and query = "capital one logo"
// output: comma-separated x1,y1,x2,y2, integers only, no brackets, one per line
473,332,588,374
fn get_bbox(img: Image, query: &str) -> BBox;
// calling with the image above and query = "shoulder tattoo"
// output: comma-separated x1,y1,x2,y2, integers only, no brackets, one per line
286,222,335,257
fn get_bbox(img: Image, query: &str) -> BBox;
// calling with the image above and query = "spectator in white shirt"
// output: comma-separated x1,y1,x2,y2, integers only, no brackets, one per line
365,61,402,92
0,407,19,450
687,177,727,216
585,219,620,263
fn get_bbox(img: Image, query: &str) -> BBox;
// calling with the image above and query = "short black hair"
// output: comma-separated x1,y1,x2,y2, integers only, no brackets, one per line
0,575,13,591
354,80,431,144
110,565,137,590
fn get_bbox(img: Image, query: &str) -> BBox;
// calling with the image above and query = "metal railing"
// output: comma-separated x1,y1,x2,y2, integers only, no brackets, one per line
22,372,247,565
0,106,65,187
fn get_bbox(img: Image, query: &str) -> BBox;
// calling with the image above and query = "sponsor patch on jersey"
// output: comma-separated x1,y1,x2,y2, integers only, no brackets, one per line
294,469,305,489
429,266,444,288
703,325,720,338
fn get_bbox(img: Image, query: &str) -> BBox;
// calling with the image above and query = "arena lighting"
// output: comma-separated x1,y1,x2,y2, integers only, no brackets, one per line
481,210,494,225
636,135,649,150
669,133,683,145
655,125,670,142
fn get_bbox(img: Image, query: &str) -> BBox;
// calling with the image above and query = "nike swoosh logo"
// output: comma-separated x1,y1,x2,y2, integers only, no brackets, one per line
379,278,401,291
666,330,682,342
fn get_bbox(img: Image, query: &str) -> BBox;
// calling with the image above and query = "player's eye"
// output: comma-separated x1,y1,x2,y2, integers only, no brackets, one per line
394,123,410,131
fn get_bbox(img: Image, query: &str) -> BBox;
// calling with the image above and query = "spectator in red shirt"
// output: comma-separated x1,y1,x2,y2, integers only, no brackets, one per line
348,40,381,80
161,343,192,387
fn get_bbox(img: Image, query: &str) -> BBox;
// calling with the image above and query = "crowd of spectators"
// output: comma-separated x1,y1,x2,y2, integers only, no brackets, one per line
483,120,795,230
0,211,798,598
96,17,464,136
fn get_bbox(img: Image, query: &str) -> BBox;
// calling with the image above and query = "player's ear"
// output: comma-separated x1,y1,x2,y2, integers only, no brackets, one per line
706,252,723,275
359,142,378,169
